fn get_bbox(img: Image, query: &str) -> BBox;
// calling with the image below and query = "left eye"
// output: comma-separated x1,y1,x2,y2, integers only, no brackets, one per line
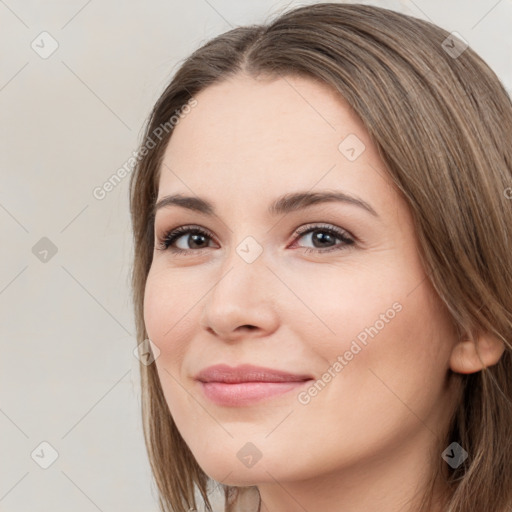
293,224,355,253
156,223,355,255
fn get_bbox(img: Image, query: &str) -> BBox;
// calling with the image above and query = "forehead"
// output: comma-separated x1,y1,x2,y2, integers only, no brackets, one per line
158,74,397,216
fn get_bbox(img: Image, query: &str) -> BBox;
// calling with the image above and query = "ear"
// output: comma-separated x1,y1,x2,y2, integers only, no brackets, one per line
450,331,506,374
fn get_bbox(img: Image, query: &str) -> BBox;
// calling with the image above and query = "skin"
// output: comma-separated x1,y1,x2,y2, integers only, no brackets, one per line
143,73,505,512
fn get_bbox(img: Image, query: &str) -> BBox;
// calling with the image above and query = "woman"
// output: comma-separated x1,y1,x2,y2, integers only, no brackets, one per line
129,3,512,511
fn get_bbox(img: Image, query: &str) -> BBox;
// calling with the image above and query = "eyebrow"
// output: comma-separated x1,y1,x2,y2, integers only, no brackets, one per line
153,190,379,218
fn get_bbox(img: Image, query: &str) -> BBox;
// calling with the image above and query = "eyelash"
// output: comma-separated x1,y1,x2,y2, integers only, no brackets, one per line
156,223,355,256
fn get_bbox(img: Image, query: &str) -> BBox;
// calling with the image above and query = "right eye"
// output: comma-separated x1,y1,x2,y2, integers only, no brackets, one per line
156,225,217,255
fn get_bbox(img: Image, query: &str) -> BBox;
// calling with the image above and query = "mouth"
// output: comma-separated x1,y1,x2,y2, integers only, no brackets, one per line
194,364,314,407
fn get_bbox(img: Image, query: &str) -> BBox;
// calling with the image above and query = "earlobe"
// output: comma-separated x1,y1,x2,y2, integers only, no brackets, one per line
449,333,506,374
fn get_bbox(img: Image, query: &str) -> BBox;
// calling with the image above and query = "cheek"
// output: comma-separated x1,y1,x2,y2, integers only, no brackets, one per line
143,266,199,341
292,254,452,413
144,276,169,348
286,283,452,480
143,270,201,421
278,257,407,357
143,269,197,371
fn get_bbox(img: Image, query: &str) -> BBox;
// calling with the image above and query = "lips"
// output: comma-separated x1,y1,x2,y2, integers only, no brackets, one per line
194,364,314,407
194,363,313,383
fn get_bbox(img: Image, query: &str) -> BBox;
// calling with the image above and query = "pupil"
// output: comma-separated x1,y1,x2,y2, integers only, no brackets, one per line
314,231,333,247
190,234,206,248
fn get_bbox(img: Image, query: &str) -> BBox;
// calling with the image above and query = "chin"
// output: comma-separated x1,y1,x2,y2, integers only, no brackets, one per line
198,461,265,486
190,445,275,484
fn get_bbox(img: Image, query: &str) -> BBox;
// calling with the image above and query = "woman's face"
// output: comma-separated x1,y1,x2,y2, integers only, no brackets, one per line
144,74,461,489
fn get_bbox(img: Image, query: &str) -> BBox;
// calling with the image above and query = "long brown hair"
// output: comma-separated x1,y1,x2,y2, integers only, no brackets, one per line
129,3,512,511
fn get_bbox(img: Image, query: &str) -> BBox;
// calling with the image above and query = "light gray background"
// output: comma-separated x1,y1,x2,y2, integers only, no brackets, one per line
1,1,510,511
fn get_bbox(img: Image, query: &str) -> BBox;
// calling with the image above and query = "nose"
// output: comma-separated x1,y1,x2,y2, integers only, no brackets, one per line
199,254,280,341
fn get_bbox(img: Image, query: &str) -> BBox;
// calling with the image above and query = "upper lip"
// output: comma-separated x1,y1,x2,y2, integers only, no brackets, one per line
195,364,313,383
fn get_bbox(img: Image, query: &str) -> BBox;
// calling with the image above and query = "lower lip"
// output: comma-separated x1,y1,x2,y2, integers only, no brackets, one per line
199,380,312,406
